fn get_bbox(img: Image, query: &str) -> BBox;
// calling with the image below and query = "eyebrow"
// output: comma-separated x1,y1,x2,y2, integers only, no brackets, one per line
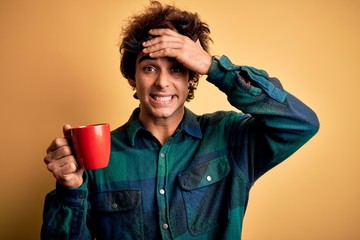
137,55,178,64
138,54,154,63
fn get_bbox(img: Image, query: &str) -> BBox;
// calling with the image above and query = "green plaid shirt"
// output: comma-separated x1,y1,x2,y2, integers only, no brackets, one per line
42,55,319,239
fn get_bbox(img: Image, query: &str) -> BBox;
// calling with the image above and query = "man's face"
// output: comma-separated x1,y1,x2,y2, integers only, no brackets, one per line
130,53,191,122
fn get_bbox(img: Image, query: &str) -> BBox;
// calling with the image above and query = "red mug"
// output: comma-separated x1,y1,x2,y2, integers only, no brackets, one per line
66,123,111,170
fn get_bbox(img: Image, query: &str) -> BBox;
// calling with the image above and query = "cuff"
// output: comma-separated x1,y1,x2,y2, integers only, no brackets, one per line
207,55,241,93
207,55,287,103
55,173,88,207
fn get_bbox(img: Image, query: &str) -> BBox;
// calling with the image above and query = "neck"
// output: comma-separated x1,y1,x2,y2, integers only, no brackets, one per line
146,122,178,145
139,109,184,145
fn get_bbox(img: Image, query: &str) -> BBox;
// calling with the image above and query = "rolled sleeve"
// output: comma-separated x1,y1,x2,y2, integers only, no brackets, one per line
207,55,287,103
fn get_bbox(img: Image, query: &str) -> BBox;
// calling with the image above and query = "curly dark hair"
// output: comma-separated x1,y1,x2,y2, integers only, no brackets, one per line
119,1,212,101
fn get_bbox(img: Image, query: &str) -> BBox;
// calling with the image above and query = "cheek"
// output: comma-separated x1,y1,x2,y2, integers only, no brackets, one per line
179,81,191,95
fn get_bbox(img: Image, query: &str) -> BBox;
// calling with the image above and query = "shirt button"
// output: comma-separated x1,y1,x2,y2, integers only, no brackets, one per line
206,175,212,182
159,189,165,195
160,153,165,158
162,223,169,230
111,203,118,209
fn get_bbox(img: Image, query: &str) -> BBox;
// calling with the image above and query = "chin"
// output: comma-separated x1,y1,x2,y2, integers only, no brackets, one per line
151,110,174,119
152,106,184,119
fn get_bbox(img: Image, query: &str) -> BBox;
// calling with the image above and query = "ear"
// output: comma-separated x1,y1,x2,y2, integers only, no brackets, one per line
128,79,136,88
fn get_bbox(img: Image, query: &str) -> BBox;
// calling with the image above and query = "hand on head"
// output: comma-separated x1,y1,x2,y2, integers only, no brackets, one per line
142,28,212,75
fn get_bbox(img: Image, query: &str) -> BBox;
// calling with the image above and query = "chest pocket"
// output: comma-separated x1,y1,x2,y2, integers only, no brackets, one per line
91,189,143,240
178,157,230,236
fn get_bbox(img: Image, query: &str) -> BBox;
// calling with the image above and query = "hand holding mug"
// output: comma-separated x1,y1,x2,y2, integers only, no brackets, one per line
44,124,85,188
44,123,111,188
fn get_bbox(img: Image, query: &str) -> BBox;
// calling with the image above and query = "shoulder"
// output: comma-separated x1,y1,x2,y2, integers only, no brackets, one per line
197,110,250,125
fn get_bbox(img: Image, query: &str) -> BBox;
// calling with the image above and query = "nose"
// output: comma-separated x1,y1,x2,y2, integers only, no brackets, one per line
155,70,171,88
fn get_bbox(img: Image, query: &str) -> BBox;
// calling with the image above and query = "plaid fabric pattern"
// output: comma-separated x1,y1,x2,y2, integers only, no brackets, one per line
42,55,319,239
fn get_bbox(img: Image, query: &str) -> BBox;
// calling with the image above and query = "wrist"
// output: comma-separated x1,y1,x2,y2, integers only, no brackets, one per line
207,55,221,75
202,53,213,75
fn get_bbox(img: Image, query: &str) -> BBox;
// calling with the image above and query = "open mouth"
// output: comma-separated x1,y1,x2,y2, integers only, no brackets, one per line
151,94,174,102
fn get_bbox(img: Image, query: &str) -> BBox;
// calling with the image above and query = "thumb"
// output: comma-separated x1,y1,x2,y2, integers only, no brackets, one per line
63,124,72,137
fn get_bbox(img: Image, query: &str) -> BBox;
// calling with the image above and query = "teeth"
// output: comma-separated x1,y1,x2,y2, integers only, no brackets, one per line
154,96,172,101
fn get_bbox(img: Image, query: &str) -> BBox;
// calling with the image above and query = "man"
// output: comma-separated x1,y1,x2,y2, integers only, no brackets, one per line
42,1,319,239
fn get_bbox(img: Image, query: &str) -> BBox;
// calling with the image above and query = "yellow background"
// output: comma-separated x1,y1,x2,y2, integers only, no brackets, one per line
1,0,359,239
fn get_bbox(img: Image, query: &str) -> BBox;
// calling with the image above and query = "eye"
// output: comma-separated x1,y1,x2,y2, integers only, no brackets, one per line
144,65,156,72
171,65,186,73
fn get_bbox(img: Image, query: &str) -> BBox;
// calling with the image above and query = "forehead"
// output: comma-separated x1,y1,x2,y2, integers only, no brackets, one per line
136,52,179,64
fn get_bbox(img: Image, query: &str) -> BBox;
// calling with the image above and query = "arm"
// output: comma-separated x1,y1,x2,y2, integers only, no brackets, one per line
41,178,91,239
42,125,92,239
207,55,320,183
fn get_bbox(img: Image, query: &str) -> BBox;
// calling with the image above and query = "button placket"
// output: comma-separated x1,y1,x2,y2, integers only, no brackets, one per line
157,145,172,237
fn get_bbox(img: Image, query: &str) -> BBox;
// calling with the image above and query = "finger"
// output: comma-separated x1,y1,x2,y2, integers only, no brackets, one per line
143,28,185,47
46,124,72,154
58,168,85,188
55,166,85,189
46,137,70,154
45,148,75,166
45,145,73,165
47,155,79,175
143,41,183,55
63,124,72,137
143,35,182,50
148,28,178,37
147,48,181,59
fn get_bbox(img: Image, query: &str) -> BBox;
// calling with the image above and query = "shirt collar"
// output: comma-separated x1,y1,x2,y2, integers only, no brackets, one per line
127,107,202,146
179,107,203,139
